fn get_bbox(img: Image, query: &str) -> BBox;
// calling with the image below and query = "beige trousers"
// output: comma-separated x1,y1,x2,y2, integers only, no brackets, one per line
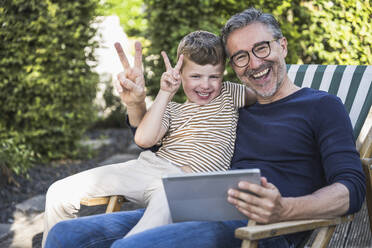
42,151,184,247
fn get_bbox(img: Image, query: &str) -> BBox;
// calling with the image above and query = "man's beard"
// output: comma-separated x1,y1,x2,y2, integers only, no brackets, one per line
241,61,285,99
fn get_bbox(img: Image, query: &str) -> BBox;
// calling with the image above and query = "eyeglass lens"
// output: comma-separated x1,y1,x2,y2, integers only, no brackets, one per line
232,41,272,67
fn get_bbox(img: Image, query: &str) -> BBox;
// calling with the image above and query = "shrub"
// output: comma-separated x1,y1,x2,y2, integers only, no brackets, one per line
0,0,100,171
301,0,371,64
0,136,36,181
91,74,128,129
135,0,371,101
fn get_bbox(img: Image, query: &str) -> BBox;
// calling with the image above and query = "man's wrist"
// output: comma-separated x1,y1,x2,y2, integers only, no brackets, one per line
280,194,322,221
280,197,296,221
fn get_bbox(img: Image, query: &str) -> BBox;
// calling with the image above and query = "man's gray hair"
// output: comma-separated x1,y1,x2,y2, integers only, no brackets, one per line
221,8,283,56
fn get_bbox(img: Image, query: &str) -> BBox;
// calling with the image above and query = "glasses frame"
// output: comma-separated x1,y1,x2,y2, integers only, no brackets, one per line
230,38,280,68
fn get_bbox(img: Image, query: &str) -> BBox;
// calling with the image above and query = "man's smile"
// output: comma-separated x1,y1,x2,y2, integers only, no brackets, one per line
245,62,274,83
252,67,270,79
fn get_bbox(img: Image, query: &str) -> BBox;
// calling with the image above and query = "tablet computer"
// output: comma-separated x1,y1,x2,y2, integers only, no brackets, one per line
162,168,261,222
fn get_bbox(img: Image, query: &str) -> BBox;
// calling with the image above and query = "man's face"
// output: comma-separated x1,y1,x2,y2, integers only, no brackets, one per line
226,23,288,103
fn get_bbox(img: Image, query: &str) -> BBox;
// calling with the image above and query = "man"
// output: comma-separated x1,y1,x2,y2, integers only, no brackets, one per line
44,8,365,248
222,7,364,224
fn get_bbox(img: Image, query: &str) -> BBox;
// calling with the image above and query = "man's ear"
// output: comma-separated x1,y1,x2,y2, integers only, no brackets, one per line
228,59,236,69
280,37,288,58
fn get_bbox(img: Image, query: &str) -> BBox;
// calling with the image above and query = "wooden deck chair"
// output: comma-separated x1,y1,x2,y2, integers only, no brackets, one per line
362,158,372,234
80,64,372,247
235,64,372,248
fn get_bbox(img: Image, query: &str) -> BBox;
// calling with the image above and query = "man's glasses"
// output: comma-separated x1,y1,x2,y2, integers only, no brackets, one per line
230,38,280,68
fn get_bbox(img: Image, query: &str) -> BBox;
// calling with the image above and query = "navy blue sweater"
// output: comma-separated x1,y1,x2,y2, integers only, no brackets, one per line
128,88,365,215
231,88,365,214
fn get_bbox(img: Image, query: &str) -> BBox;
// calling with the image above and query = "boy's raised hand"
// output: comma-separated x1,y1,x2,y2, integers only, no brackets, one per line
114,41,146,107
160,51,183,94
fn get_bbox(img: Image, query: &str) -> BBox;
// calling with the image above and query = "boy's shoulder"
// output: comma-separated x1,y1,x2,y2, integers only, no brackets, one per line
222,81,246,93
222,81,245,88
222,81,243,87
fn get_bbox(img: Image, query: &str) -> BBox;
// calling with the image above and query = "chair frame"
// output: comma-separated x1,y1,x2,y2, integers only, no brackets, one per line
80,125,372,247
80,64,372,247
235,125,372,248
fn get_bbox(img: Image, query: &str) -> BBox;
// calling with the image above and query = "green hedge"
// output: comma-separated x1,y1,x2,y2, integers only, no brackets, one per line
0,0,100,175
302,0,372,64
137,0,371,102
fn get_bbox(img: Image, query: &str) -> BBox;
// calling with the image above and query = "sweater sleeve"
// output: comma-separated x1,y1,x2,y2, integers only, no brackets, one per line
125,115,160,152
313,94,365,214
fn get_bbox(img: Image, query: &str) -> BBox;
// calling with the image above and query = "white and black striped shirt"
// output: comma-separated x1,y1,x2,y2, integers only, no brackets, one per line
156,81,245,172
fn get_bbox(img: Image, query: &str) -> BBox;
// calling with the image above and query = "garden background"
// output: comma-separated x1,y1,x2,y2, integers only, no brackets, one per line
0,0,371,197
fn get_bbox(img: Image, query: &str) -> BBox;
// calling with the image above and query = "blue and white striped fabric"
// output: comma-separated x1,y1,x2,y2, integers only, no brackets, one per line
287,64,372,139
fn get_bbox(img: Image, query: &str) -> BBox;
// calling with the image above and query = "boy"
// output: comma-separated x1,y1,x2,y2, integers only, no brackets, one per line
134,30,256,173
43,30,256,246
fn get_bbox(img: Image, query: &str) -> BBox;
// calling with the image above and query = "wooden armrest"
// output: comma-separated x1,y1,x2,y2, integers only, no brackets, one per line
80,196,111,206
235,215,353,241
80,196,126,207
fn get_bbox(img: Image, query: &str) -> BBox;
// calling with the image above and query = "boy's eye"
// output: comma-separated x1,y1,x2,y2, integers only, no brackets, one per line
191,75,200,78
210,75,220,79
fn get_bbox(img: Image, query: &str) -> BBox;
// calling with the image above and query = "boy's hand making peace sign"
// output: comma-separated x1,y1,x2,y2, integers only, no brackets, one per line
160,51,184,95
115,41,146,107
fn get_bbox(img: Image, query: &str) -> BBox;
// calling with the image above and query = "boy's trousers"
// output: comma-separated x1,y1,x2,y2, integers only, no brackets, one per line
42,150,184,247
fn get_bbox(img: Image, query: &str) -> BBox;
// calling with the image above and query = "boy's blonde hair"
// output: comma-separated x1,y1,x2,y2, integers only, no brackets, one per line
177,30,226,67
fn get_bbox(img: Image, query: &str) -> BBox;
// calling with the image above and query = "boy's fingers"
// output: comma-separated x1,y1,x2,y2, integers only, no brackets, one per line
135,76,145,89
174,54,184,72
113,80,123,93
161,51,172,71
114,42,130,70
163,73,173,83
134,41,143,69
121,78,136,91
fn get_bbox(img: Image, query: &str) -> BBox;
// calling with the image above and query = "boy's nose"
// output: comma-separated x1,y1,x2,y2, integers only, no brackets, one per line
200,78,210,89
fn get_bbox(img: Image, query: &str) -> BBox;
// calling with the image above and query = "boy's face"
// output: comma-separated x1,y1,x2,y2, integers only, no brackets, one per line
181,58,224,105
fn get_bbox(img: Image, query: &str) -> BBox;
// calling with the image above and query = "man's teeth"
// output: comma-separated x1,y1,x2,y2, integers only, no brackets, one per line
253,68,269,78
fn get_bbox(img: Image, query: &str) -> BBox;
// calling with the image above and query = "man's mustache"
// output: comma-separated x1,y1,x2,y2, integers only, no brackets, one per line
244,61,274,77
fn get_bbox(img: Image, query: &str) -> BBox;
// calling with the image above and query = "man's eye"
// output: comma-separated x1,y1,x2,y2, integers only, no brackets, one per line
254,45,269,53
235,54,247,61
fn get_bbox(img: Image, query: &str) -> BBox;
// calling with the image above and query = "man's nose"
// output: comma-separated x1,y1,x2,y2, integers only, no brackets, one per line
248,54,262,69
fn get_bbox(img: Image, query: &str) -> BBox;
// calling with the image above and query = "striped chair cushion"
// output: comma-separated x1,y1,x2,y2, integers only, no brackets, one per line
286,64,372,139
